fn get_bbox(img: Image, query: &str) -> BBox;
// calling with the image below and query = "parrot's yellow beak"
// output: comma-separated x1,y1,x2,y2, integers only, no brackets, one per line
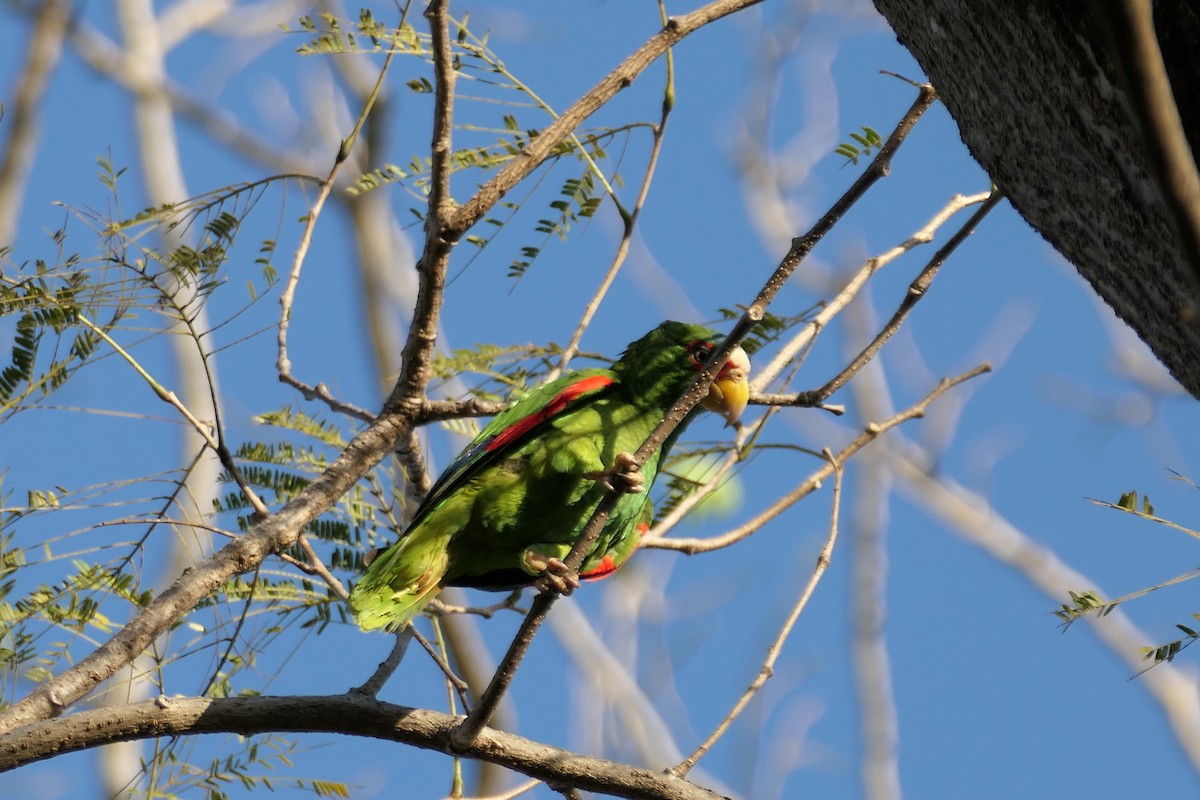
700,345,750,426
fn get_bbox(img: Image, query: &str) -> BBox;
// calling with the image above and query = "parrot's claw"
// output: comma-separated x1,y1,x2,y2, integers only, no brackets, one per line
587,452,645,494
525,553,581,596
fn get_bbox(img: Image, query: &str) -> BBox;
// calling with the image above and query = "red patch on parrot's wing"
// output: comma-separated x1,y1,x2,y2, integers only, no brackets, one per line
484,374,615,453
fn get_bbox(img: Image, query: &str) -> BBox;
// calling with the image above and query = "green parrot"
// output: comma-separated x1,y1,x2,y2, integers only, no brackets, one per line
349,321,751,632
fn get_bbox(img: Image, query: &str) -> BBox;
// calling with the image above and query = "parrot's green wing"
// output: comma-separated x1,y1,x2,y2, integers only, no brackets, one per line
349,368,618,631
409,368,618,531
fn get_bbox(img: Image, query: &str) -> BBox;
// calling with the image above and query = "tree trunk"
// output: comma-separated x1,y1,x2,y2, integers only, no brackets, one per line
872,0,1200,396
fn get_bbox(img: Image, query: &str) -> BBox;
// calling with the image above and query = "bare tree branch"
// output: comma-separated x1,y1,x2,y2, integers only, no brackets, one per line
792,190,1005,407
548,1,677,381
0,409,409,732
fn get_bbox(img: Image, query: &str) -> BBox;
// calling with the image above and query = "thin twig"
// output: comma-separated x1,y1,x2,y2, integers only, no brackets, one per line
751,188,985,392
64,307,270,518
440,778,542,800
199,568,261,699
648,418,759,539
646,363,992,555
445,0,766,240
276,44,395,416
297,534,350,601
428,590,525,621
412,628,472,709
670,447,844,776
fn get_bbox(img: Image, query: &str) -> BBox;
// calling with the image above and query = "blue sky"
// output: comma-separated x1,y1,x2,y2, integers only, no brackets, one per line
3,2,1200,799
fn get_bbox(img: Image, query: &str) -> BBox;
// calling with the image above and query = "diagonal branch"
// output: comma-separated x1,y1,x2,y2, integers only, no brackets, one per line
789,190,1005,406
645,364,992,555
444,0,765,239
0,409,412,733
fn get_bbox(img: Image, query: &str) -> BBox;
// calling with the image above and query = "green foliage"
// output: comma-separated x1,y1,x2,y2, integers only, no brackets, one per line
1061,482,1200,667
151,732,351,799
429,340,579,401
835,125,883,165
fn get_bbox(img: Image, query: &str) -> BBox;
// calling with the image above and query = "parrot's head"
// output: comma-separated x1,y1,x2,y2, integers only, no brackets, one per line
617,321,751,425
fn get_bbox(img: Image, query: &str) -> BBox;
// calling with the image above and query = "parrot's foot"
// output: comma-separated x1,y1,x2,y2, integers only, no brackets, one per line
525,553,581,596
586,451,645,494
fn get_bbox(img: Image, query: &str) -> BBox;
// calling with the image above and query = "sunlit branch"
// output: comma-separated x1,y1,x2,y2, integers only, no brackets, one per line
428,590,525,621
751,188,988,392
66,307,269,518
445,0,766,238
791,190,1005,406
274,534,351,601
443,777,542,800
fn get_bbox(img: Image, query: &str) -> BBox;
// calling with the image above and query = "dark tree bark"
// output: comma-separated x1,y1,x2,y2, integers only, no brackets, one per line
872,0,1200,397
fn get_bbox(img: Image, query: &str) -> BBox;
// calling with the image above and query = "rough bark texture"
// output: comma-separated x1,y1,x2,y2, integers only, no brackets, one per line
872,0,1200,397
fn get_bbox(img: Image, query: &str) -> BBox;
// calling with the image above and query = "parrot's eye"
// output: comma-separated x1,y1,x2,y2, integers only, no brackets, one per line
688,341,716,368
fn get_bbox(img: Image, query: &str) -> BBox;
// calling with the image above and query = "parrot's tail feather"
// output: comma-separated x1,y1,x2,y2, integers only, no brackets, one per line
349,534,451,632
